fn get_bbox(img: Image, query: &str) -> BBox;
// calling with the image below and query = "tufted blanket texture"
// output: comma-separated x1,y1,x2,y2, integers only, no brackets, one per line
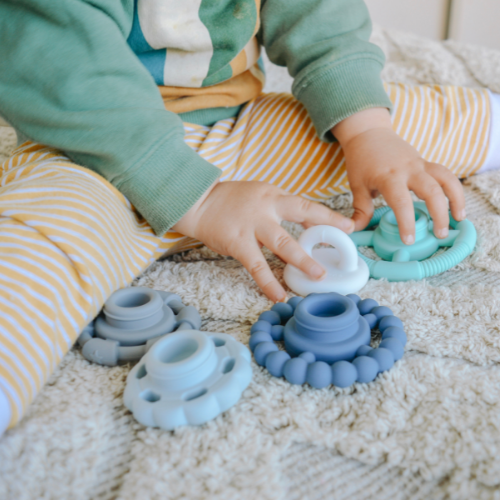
2,27,500,500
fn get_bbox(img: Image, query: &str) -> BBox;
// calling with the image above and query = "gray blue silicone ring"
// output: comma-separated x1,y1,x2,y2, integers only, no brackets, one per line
77,287,202,366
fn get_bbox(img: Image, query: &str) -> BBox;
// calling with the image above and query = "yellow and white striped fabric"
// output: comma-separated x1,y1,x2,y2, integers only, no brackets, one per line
0,83,492,430
387,83,491,178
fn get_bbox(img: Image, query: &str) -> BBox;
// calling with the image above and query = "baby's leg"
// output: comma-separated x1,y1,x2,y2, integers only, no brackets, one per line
386,83,497,177
186,87,496,201
0,143,176,434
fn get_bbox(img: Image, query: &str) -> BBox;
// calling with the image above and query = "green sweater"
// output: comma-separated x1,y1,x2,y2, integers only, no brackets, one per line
0,0,391,236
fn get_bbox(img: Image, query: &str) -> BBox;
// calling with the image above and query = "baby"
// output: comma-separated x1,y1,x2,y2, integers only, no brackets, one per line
0,0,497,433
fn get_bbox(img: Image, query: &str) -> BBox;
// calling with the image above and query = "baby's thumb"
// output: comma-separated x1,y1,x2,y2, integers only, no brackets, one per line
351,186,374,231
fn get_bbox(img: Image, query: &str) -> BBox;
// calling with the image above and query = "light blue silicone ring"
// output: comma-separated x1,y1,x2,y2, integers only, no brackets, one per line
124,330,252,430
349,201,477,281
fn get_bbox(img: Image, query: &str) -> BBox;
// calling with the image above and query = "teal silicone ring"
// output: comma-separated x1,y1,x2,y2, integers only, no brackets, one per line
349,202,477,281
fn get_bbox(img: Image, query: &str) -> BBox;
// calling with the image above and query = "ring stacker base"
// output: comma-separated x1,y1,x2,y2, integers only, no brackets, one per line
350,201,477,281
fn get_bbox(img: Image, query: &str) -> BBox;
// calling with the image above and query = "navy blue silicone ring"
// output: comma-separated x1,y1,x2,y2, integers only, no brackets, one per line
249,292,407,389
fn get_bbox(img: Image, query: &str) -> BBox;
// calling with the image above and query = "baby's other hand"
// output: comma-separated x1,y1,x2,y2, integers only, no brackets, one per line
172,180,355,302
333,108,466,245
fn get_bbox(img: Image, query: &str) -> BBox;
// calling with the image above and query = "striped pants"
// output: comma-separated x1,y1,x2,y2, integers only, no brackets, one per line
0,84,496,432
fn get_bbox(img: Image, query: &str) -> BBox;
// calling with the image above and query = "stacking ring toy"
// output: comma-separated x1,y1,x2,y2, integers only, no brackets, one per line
284,225,369,296
124,330,252,429
349,201,477,281
80,287,253,429
249,292,406,388
78,287,202,366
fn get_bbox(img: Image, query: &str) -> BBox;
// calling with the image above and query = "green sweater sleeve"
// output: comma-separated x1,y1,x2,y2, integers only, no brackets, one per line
0,0,221,236
259,0,393,142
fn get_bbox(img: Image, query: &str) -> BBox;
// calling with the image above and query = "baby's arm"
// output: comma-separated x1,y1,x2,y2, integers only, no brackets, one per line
0,0,220,237
259,0,466,243
332,108,466,244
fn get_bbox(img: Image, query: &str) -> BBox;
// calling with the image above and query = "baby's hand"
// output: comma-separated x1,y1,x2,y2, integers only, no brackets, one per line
172,181,355,302
333,108,466,245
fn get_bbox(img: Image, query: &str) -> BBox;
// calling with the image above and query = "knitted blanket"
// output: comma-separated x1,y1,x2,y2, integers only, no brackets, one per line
2,27,500,500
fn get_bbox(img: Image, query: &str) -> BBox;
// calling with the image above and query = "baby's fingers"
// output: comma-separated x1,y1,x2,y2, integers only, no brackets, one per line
380,181,416,245
234,243,287,303
425,163,466,222
411,172,450,238
258,224,326,281
351,184,375,231
277,195,354,233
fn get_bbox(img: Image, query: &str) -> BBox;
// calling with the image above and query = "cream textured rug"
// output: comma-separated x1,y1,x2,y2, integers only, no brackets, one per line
2,27,500,500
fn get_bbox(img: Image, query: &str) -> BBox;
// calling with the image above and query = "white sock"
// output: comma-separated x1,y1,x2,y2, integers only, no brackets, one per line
477,90,500,174
0,385,12,437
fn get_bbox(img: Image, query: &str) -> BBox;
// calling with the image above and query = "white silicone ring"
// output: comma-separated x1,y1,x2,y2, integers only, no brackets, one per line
284,225,369,296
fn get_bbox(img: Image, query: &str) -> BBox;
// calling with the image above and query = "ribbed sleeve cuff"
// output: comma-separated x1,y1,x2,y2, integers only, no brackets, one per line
116,137,221,236
293,58,393,142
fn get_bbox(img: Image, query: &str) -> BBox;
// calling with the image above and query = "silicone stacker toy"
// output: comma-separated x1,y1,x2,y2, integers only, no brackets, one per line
284,225,369,296
249,293,406,388
124,330,252,430
77,287,202,366
349,201,477,281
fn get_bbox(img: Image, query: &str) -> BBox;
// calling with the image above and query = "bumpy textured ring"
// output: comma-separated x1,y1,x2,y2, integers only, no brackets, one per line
249,292,406,388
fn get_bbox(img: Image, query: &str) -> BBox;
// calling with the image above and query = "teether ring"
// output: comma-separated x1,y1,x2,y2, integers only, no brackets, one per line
77,287,201,366
284,225,369,296
250,293,406,388
349,201,477,281
124,330,252,429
